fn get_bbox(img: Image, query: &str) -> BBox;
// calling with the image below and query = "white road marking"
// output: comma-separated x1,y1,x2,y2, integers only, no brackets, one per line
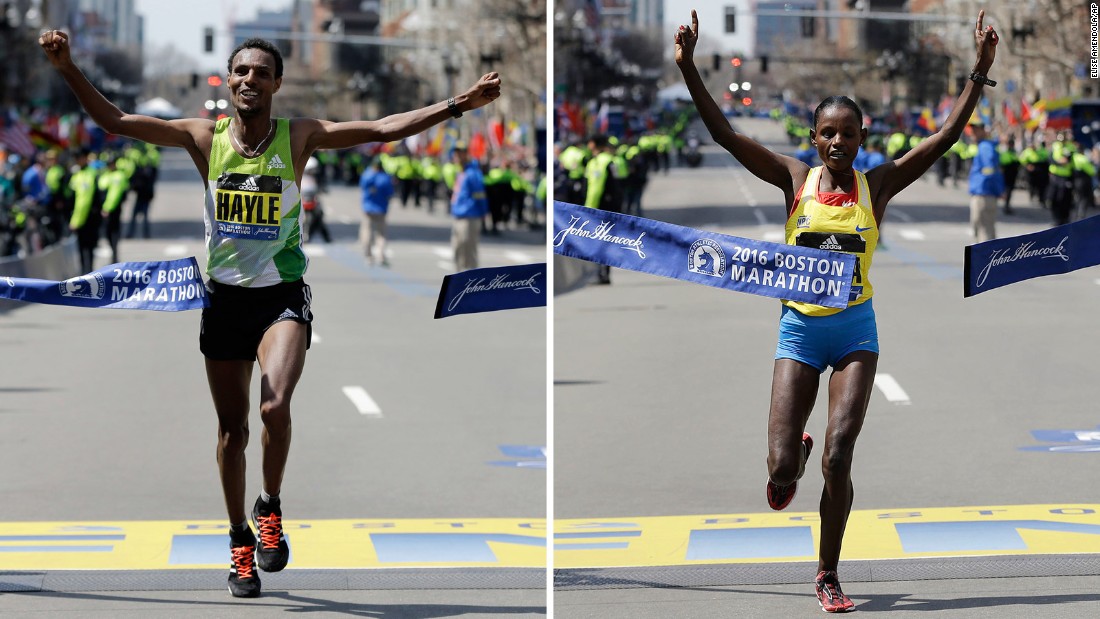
899,229,926,241
1095,279,1100,286
437,261,453,271
302,245,326,257
505,251,533,263
164,244,188,257
342,386,382,417
338,215,355,225
874,373,911,405
432,247,452,259
94,247,111,258
891,209,915,223
764,230,785,241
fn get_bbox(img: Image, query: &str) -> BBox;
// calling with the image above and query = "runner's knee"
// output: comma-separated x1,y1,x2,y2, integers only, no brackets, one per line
218,424,249,454
259,396,292,432
768,449,803,486
821,436,857,479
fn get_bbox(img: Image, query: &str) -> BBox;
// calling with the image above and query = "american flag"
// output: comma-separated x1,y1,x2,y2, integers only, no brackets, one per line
583,0,601,29
1,113,36,158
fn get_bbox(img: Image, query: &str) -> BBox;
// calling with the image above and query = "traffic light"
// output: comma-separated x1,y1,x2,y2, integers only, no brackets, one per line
730,56,742,68
207,75,222,87
203,27,214,53
760,55,769,73
742,97,753,106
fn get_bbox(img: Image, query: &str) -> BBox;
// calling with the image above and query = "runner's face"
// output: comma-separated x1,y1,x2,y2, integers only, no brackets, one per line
812,106,864,172
228,48,281,117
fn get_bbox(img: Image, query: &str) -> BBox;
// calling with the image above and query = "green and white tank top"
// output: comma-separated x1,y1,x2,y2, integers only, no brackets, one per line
204,117,306,287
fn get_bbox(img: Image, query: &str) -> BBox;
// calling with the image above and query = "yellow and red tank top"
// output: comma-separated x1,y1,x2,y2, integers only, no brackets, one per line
783,166,878,316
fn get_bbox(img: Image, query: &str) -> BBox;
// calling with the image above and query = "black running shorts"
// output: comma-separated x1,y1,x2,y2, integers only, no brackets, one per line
200,279,313,361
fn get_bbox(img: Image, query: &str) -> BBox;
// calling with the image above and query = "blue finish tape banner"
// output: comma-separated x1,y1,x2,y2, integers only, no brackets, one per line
552,201,856,308
964,215,1100,297
434,263,546,319
0,257,208,311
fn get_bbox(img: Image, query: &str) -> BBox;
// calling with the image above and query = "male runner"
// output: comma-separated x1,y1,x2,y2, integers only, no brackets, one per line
40,31,501,598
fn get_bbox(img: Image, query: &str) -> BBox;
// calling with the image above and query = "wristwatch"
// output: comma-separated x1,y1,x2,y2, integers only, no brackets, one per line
447,97,463,118
968,72,997,88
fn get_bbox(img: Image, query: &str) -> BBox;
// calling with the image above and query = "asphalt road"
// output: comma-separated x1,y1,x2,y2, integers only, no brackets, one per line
553,117,1100,617
0,150,548,617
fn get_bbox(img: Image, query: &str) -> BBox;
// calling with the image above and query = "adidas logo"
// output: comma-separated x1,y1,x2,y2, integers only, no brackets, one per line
276,308,298,321
819,234,843,250
268,154,286,169
240,177,260,191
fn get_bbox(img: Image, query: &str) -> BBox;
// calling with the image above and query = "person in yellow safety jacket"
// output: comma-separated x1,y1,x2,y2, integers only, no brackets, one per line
886,131,908,159
558,142,589,204
114,150,136,179
420,156,442,213
98,156,129,264
393,150,420,207
42,150,70,239
655,132,672,173
1071,146,1096,219
907,135,924,158
1047,135,1076,225
379,151,399,176
509,166,534,226
483,162,517,234
533,174,546,226
68,151,102,273
584,134,625,284
620,141,647,216
998,136,1020,214
1018,140,1049,207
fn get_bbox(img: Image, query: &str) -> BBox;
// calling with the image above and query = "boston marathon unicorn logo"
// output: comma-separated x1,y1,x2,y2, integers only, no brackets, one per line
688,239,726,278
58,273,106,300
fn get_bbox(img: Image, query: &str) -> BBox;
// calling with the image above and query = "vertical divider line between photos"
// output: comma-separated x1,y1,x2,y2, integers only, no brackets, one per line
544,2,556,615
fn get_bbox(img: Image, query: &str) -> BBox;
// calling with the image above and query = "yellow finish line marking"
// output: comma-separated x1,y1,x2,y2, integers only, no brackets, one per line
0,519,545,570
555,504,1100,569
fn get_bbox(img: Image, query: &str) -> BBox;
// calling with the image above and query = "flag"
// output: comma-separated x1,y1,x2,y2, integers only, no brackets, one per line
917,107,937,132
488,119,505,151
583,0,601,29
1020,97,1032,123
1027,99,1045,130
469,132,487,160
1003,101,1018,126
1043,97,1073,131
426,125,445,156
0,113,36,157
595,102,610,134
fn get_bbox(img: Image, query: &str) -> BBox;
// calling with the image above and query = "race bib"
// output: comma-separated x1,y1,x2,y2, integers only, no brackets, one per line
214,172,283,240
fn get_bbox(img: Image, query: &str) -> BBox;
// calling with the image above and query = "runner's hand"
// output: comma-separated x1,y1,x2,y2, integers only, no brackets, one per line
973,10,998,73
461,72,502,112
39,29,73,68
674,10,699,66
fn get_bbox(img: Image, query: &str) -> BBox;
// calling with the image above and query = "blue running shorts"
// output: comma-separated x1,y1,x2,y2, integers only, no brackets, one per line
775,300,879,372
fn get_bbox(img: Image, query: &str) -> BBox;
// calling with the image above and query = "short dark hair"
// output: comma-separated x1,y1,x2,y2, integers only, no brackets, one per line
813,96,863,129
227,38,283,79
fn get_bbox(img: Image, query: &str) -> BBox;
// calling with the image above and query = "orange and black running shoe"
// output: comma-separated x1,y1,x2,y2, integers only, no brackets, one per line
252,495,290,572
766,432,813,511
227,528,260,598
815,570,855,613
